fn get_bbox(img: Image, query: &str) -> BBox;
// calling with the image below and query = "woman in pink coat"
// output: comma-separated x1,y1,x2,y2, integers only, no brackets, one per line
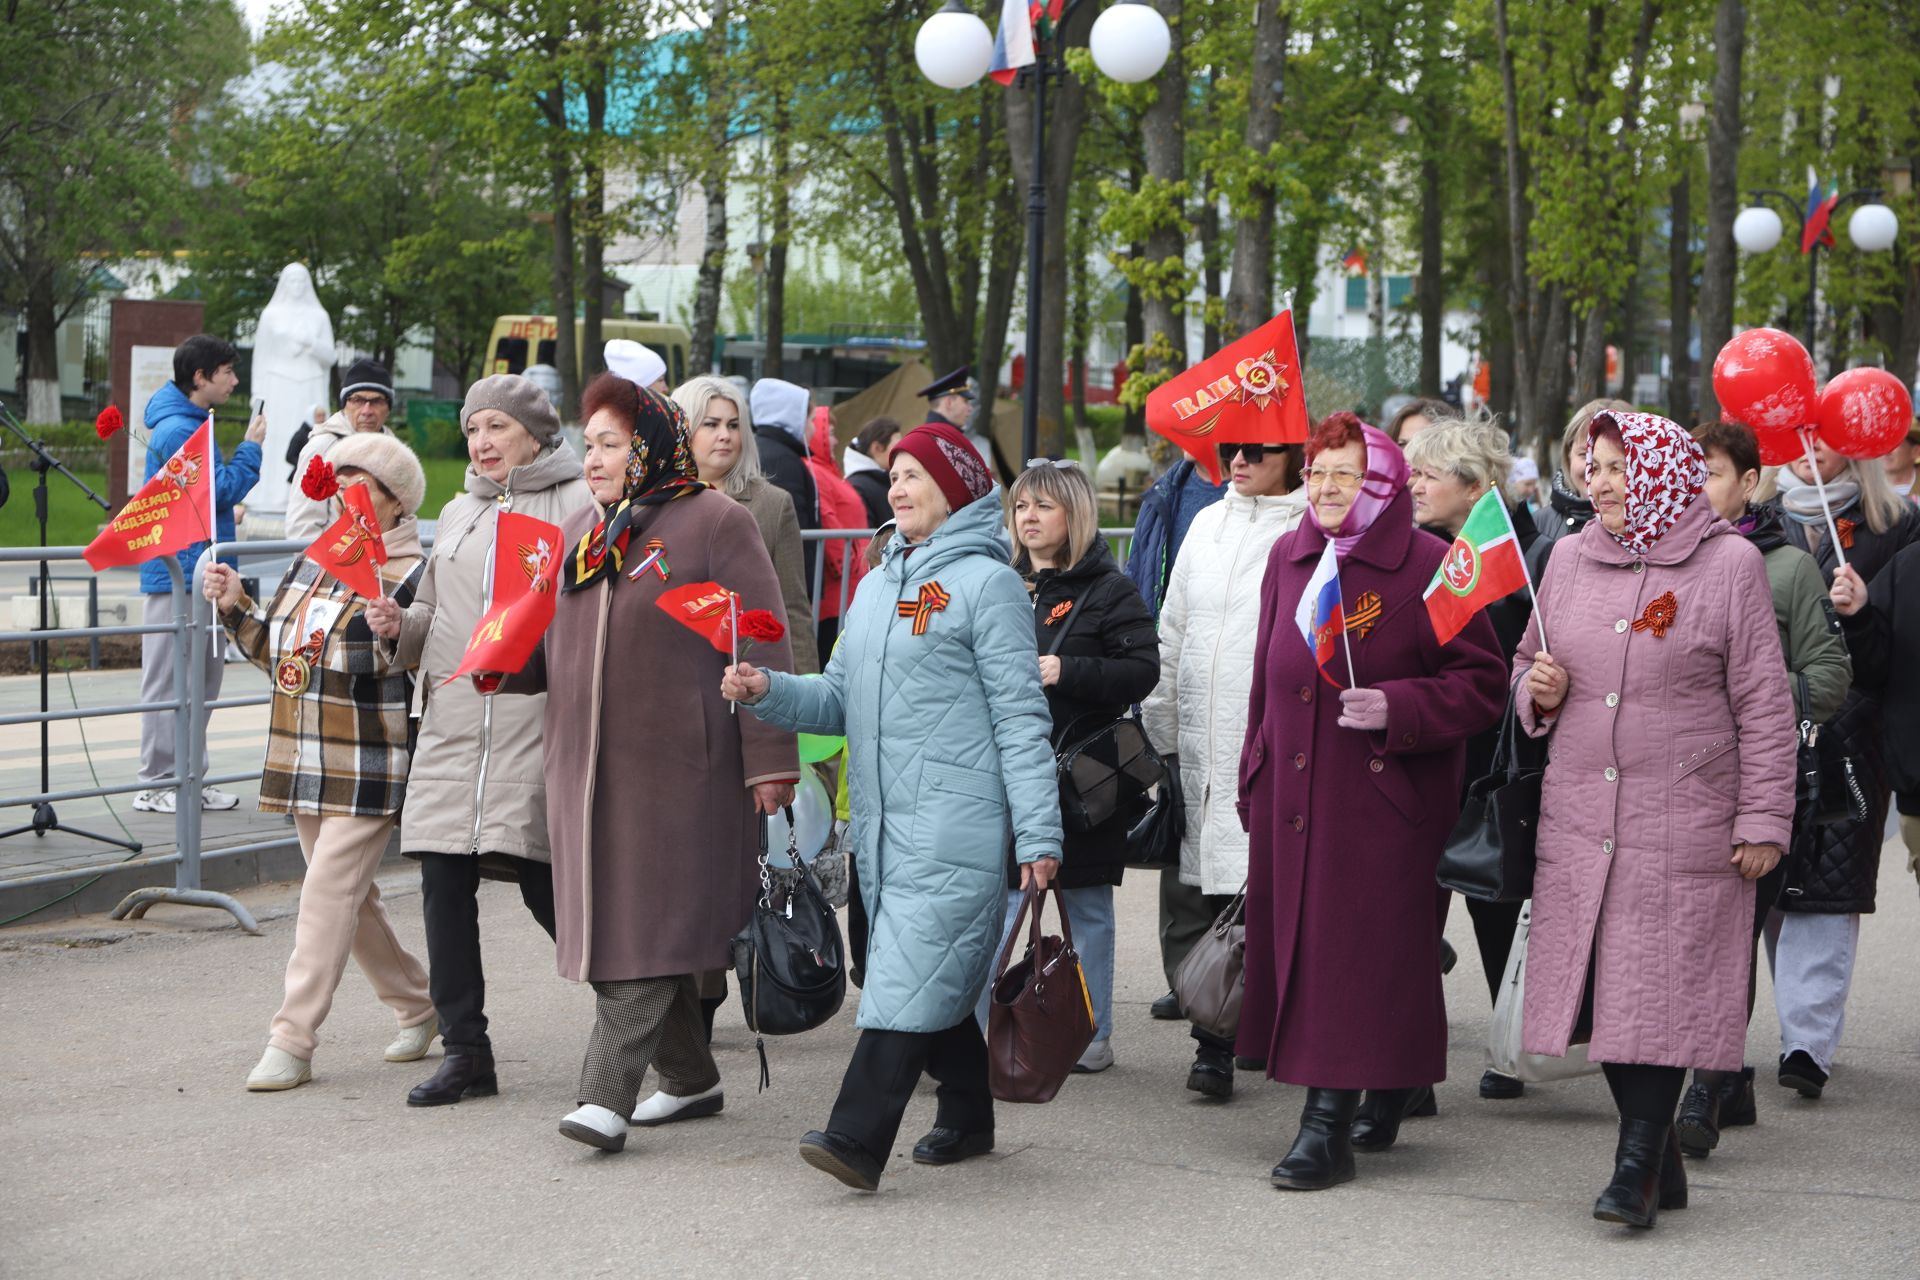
1516,411,1795,1229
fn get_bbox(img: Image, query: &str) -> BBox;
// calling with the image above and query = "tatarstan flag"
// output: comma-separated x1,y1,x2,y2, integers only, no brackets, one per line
1423,489,1530,645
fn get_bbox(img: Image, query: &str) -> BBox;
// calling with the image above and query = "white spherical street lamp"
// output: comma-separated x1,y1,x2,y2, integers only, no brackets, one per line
1733,206,1784,254
1089,2,1171,84
914,2,994,90
1847,202,1900,253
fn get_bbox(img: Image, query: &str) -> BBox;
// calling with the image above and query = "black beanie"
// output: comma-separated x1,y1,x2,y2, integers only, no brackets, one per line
340,358,394,405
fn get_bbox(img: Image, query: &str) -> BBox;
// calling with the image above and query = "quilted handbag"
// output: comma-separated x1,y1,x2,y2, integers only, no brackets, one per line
986,883,1097,1104
1795,673,1868,828
730,807,846,1087
1436,692,1542,903
1171,883,1246,1042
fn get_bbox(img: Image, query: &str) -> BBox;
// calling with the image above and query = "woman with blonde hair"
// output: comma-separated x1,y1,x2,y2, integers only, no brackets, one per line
671,375,819,675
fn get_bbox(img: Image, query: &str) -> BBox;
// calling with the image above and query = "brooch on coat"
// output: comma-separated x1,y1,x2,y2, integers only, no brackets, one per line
1632,590,1679,638
1043,600,1074,626
897,581,951,635
1344,591,1382,639
1835,517,1857,551
626,537,670,582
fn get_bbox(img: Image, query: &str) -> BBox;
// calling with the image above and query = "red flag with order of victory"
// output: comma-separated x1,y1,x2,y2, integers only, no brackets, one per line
83,419,216,570
655,581,740,653
441,511,562,686
1146,309,1312,484
304,481,388,599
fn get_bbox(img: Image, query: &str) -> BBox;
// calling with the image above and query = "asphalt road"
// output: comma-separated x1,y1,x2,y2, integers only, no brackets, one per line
2,853,1916,1278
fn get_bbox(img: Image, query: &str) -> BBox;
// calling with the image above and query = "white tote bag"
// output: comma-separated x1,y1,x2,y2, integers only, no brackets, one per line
1487,900,1601,1083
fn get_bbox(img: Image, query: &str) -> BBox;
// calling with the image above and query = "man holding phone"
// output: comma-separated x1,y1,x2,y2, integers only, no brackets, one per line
284,358,399,541
132,334,267,814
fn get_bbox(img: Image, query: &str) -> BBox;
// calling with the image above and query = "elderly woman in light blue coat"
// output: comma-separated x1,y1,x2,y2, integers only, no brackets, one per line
725,421,1062,1194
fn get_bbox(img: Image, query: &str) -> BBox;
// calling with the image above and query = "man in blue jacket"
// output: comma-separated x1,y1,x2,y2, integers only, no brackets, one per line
1125,453,1228,1020
133,335,267,814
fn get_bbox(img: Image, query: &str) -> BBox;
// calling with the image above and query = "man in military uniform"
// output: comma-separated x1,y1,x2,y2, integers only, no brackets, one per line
917,366,1000,480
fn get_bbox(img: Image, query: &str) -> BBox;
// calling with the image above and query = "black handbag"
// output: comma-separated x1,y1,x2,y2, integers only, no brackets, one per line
1124,751,1185,869
730,806,846,1088
1794,673,1868,827
1055,711,1168,834
1436,692,1542,903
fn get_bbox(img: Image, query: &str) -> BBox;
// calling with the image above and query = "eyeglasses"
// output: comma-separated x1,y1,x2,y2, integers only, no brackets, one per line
345,394,389,409
1218,443,1287,465
1025,457,1082,471
1302,466,1367,491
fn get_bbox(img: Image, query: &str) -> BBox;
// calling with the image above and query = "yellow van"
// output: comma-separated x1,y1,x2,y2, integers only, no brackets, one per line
485,316,692,387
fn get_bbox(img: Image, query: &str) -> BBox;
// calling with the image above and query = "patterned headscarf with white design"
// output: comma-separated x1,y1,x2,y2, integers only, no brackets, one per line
1584,410,1707,557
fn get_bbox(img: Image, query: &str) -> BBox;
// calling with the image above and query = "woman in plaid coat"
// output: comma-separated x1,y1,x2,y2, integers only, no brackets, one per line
203,433,437,1093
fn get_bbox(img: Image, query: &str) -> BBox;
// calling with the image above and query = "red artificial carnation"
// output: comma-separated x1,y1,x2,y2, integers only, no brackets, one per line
94,405,124,440
738,608,786,643
301,455,339,501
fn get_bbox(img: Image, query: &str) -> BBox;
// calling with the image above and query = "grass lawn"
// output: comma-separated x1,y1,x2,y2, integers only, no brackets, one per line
0,469,114,549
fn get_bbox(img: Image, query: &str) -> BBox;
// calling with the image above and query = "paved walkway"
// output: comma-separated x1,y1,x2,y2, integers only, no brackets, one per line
2,852,1916,1276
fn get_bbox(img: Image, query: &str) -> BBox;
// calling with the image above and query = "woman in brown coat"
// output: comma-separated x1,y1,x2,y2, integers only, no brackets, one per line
500,375,800,1153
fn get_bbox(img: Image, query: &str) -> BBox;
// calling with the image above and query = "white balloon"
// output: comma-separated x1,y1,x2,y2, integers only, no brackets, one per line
1089,2,1172,84
914,9,994,90
764,769,833,869
1733,206,1784,254
1847,203,1900,253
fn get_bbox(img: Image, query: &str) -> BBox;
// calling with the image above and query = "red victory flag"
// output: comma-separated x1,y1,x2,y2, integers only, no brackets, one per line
442,512,563,686
1145,308,1312,484
84,419,216,570
655,581,740,654
304,481,388,599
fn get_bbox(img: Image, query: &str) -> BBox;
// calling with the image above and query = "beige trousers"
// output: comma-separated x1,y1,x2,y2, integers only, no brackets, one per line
269,813,434,1059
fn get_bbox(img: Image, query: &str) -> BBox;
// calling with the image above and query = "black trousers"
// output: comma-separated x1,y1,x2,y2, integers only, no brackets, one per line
419,853,557,1055
828,1018,994,1163
1465,896,1525,1004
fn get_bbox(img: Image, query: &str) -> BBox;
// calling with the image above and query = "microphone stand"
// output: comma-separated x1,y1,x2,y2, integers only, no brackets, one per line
0,401,142,852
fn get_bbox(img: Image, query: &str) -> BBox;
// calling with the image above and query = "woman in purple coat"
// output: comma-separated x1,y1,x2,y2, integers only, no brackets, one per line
1238,413,1506,1191
1517,411,1795,1229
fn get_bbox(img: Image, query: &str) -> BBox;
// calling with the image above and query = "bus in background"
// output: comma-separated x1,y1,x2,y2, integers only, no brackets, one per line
485,316,691,389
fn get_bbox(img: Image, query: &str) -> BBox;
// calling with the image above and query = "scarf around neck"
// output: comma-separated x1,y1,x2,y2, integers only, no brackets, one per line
1585,411,1706,557
1779,477,1861,526
1325,423,1409,558
565,386,707,591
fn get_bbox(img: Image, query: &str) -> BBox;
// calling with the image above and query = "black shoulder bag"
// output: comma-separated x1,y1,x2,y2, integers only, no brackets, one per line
1436,688,1543,902
1794,672,1868,828
1042,577,1168,836
730,806,846,1089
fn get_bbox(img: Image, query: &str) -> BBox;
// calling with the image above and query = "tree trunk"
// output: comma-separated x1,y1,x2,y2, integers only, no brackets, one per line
1226,1,1289,337
1199,173,1223,358
24,271,61,424
765,96,791,382
1124,256,1147,451
1138,0,1186,411
581,51,608,383
975,180,1021,443
1575,301,1609,403
1492,0,1537,437
1698,0,1744,424
1069,204,1089,438
546,141,580,421
1418,149,1444,395
687,0,731,377
1668,171,1693,424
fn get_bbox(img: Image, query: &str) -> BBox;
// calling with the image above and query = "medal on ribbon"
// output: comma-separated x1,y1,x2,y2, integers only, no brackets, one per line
275,629,326,697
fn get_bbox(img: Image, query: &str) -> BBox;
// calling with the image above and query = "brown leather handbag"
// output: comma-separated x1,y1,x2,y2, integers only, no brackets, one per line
986,883,1097,1104
1172,883,1247,1042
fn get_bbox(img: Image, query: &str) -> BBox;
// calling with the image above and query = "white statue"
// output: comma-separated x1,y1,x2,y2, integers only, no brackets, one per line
249,263,336,526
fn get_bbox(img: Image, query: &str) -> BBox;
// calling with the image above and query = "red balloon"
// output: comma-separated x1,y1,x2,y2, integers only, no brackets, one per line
1712,328,1818,432
1816,367,1916,460
1755,424,1809,468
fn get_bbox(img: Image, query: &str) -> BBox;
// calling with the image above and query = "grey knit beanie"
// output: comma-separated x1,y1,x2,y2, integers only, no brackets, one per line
328,432,428,520
461,373,562,444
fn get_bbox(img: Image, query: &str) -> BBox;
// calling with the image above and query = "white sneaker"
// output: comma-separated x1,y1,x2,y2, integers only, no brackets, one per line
631,1083,725,1127
384,1018,438,1063
246,1046,312,1091
559,1104,629,1152
1072,1039,1115,1074
132,789,176,814
200,786,240,811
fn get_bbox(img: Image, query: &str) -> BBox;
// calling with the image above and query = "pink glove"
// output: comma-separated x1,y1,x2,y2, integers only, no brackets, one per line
1336,687,1389,732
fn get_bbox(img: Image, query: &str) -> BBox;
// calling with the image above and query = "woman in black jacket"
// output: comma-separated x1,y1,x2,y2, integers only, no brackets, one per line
1831,542,1920,904
973,459,1159,1073
1762,441,1920,1100
842,417,900,528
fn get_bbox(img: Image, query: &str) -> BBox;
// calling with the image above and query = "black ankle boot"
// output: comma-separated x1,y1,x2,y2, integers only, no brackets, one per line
1675,1070,1724,1157
1270,1088,1361,1190
1659,1124,1688,1211
407,1051,498,1107
1592,1118,1672,1227
1186,1045,1234,1099
1349,1085,1438,1152
1717,1066,1758,1127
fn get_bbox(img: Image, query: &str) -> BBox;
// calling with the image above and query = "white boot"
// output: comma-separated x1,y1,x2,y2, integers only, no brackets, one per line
560,1104,629,1152
631,1083,725,1127
246,1046,312,1092
384,1018,438,1063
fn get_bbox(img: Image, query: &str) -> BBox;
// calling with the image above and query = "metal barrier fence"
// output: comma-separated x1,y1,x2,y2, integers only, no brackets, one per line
0,524,1136,931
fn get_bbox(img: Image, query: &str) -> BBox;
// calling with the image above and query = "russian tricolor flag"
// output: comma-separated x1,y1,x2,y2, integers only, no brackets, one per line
1801,167,1840,255
988,0,1037,86
1293,541,1347,688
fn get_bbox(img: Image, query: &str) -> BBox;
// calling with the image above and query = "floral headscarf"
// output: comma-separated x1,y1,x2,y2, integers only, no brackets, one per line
1584,410,1706,557
1325,422,1410,558
565,386,708,591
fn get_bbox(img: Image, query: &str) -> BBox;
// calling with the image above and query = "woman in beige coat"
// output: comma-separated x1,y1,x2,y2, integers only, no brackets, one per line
365,374,593,1108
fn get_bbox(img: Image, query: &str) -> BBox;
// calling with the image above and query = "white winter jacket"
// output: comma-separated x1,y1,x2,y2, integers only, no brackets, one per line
1141,487,1309,893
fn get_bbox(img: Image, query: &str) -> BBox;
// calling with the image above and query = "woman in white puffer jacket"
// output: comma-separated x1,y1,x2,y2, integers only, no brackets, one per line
1143,440,1307,1100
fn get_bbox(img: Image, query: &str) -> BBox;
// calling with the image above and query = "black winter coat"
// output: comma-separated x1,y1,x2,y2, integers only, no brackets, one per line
755,427,820,589
1768,497,1920,913
1840,539,1920,813
1527,473,1593,582
847,468,891,528
1003,539,1160,890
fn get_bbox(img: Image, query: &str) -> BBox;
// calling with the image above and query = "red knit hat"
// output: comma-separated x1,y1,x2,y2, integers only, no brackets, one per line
890,422,994,514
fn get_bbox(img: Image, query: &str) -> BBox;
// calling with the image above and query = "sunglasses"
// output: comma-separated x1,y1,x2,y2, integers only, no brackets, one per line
1218,442,1288,465
1025,457,1082,471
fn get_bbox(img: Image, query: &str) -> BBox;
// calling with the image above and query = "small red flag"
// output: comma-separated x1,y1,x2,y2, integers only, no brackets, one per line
655,581,740,654
84,419,216,570
442,511,563,686
304,481,388,598
1145,309,1312,484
